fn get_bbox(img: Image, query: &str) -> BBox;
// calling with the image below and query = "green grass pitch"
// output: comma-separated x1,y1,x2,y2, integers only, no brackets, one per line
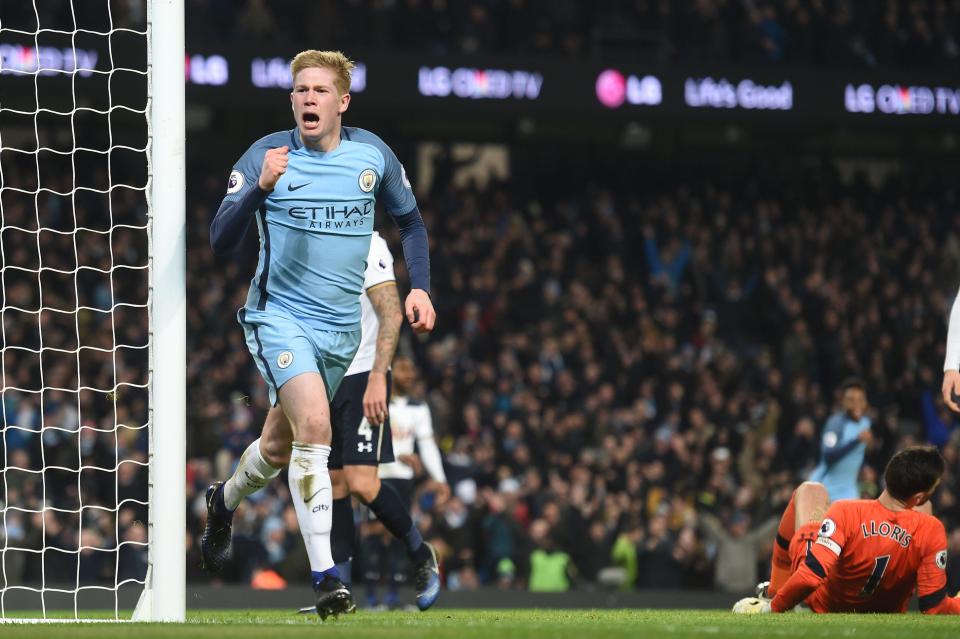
0,609,958,638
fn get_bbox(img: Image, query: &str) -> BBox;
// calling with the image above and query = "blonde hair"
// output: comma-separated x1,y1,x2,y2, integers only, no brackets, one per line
290,50,355,95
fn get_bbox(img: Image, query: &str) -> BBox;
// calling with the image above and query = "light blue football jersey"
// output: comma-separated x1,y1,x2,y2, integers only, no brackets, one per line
808,412,871,501
223,126,416,331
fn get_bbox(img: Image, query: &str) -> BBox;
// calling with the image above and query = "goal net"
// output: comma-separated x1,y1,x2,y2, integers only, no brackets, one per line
0,0,184,622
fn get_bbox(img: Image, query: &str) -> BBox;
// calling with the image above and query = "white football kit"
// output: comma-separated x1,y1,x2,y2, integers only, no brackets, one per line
379,395,446,483
345,231,395,377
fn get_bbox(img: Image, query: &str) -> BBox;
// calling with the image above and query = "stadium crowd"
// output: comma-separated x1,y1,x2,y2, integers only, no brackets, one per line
8,0,957,70
186,0,960,70
0,151,151,590
2,140,960,595
2,0,959,612
178,159,960,593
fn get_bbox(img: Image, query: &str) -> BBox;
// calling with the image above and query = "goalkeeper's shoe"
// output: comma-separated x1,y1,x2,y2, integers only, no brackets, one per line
200,481,234,573
755,580,770,599
314,574,355,621
732,596,772,614
413,542,441,611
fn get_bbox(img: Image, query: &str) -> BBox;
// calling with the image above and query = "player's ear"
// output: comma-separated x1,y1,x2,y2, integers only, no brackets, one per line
338,92,351,115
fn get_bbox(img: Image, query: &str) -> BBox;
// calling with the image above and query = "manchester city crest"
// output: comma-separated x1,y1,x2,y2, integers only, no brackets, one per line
359,168,377,193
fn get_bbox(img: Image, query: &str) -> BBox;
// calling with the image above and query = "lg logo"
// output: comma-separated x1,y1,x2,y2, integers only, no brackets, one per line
595,70,662,109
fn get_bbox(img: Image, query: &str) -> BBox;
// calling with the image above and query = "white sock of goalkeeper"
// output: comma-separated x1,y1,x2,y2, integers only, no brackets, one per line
222,438,281,510
287,441,337,579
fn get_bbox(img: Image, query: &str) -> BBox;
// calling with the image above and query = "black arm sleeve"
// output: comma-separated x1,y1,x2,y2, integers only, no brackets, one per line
823,437,862,465
209,186,269,255
394,206,431,293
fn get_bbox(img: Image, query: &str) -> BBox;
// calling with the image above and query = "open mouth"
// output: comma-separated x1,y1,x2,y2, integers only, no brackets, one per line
302,113,320,127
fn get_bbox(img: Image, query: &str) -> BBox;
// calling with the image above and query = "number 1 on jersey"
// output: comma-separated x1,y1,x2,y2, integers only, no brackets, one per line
859,555,890,597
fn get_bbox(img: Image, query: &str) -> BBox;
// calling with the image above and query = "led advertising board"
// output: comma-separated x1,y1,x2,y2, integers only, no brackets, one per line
2,41,957,125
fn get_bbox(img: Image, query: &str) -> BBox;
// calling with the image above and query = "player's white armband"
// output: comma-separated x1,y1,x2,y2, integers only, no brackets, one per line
945,287,960,371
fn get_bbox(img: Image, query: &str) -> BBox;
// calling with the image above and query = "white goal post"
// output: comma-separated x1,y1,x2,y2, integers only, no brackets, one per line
138,0,186,623
0,0,185,622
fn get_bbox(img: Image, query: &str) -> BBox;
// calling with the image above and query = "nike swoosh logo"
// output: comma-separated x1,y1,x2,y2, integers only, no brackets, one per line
288,182,310,192
304,487,329,503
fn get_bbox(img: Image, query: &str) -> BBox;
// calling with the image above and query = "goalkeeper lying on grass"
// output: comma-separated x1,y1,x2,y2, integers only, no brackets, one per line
734,446,960,614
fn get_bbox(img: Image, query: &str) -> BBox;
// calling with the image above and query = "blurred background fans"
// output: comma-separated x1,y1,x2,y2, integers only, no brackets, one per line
1,0,959,596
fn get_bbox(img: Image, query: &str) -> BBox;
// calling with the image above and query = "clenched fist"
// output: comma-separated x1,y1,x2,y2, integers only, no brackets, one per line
258,146,289,191
405,289,436,333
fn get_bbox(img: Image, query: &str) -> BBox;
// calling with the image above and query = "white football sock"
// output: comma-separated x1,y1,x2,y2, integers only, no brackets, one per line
287,441,335,573
222,438,282,510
